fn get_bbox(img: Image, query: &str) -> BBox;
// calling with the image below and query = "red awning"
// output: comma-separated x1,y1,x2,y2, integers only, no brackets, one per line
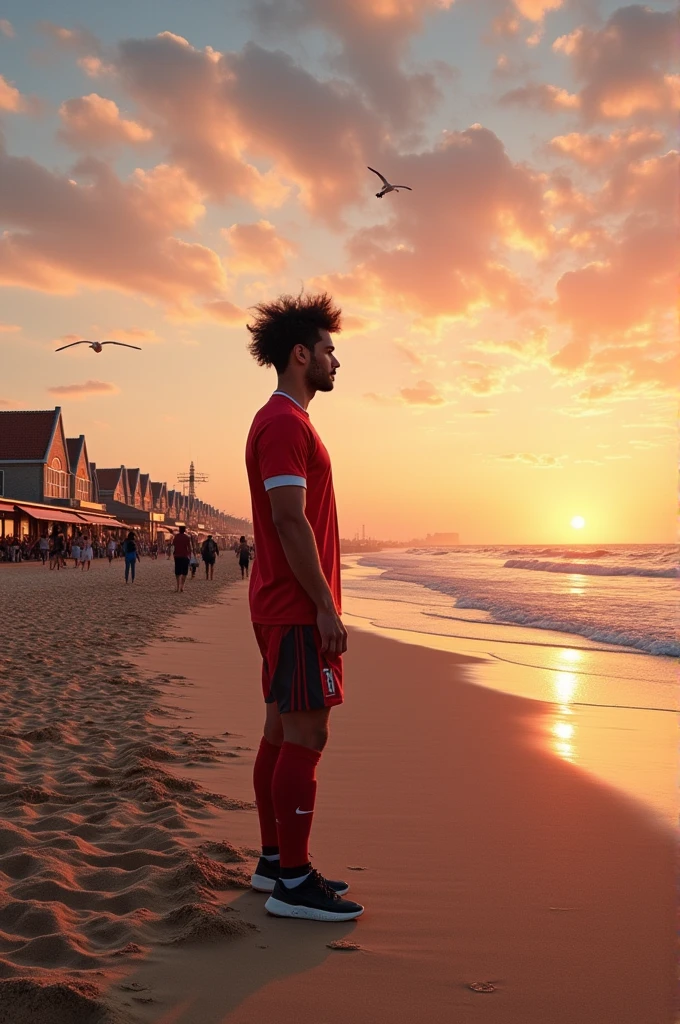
15,504,83,524
76,513,126,528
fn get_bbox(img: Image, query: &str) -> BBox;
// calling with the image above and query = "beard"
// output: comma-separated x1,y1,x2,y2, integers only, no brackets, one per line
305,354,335,392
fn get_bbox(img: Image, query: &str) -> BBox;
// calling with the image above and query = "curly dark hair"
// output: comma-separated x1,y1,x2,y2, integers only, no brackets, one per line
247,292,342,373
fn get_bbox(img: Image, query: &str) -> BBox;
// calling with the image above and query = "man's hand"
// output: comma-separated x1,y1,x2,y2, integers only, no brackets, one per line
317,606,348,655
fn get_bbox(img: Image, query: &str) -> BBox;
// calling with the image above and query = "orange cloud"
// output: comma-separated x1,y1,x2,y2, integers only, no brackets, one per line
48,380,119,397
399,379,445,405
497,452,565,468
555,219,675,340
0,323,20,333
0,145,226,309
58,94,152,149
552,6,678,123
548,128,666,168
0,20,14,38
108,327,161,343
0,74,27,113
513,0,563,19
202,299,246,324
456,360,517,396
223,220,297,274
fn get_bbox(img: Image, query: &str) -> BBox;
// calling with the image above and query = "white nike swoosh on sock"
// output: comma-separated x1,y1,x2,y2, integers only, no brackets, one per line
295,807,314,815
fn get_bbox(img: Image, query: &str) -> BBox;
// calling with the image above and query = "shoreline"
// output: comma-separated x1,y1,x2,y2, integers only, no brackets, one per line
117,588,676,1024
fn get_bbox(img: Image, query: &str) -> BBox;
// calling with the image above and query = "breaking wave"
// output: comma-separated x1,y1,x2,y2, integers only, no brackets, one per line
503,559,678,578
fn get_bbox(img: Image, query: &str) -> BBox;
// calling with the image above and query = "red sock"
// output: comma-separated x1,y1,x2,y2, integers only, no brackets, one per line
272,741,321,869
253,737,281,849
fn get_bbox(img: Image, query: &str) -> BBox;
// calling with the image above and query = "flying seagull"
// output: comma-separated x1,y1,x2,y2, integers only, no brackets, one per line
368,166,412,199
55,340,142,354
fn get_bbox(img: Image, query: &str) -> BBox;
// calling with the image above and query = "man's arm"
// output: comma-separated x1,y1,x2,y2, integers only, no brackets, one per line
268,485,347,655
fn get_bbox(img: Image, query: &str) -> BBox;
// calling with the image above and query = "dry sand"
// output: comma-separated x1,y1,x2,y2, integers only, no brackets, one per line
1,563,676,1024
0,556,254,1024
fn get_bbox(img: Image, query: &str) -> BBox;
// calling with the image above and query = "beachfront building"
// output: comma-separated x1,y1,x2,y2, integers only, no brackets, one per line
151,481,167,514
0,409,124,540
96,466,165,540
140,474,153,512
0,408,71,505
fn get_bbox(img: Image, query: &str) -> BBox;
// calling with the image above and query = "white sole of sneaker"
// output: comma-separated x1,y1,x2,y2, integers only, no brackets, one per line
264,896,364,922
250,873,276,893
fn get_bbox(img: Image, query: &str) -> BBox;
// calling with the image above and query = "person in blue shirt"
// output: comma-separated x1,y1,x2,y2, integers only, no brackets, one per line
122,532,139,584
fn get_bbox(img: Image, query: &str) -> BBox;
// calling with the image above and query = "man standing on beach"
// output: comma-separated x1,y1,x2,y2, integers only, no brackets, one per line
245,292,363,923
172,525,192,593
200,534,219,580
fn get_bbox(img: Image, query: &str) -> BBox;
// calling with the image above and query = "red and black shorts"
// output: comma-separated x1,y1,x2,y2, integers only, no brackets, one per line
253,624,344,713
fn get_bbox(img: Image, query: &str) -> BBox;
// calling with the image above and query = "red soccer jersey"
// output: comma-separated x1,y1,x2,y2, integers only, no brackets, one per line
245,392,341,625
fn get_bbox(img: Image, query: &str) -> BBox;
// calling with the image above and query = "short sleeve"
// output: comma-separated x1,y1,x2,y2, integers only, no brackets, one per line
256,414,312,491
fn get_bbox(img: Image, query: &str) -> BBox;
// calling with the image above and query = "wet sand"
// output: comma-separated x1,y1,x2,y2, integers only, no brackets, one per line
113,589,676,1024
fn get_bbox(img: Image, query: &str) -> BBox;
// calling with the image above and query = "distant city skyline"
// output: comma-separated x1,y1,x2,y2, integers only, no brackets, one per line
0,1,675,542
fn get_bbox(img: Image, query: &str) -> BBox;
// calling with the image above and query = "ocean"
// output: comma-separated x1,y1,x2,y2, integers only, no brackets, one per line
341,544,678,822
341,544,678,713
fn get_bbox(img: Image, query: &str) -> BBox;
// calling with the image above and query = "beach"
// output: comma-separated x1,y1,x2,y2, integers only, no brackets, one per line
0,559,675,1024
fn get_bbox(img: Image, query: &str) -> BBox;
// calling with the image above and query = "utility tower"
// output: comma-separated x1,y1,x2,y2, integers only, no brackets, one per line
177,461,208,499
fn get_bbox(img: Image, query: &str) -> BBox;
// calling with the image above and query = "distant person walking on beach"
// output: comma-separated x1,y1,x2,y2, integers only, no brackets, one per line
107,537,117,563
245,292,362,923
201,535,219,580
80,533,93,571
71,532,82,568
172,526,192,593
237,536,251,579
122,532,139,583
50,530,66,570
38,534,50,565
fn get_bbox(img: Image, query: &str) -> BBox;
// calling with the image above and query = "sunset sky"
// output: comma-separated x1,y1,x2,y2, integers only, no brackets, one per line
0,0,676,543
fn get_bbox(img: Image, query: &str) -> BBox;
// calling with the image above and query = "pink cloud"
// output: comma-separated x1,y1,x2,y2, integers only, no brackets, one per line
38,21,102,56
58,94,152,150
500,82,580,112
77,56,115,78
552,5,678,122
48,379,119,397
0,145,226,310
251,0,456,129
223,220,296,274
325,125,546,320
0,20,14,39
0,74,28,113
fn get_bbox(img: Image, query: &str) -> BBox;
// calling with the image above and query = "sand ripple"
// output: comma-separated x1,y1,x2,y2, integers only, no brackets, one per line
0,558,252,1021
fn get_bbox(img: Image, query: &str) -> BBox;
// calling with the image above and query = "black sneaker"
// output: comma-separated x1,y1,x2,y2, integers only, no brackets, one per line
264,868,364,922
251,858,349,896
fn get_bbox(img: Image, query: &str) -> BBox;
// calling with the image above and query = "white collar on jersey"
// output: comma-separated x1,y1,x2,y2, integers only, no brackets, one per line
272,390,307,413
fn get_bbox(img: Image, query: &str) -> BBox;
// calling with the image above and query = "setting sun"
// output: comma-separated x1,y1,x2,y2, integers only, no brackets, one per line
571,516,586,530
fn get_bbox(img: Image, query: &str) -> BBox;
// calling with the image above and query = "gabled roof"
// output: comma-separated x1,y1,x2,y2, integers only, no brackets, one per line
66,435,88,473
140,472,150,492
97,467,125,493
0,408,62,462
151,481,167,500
127,468,140,494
